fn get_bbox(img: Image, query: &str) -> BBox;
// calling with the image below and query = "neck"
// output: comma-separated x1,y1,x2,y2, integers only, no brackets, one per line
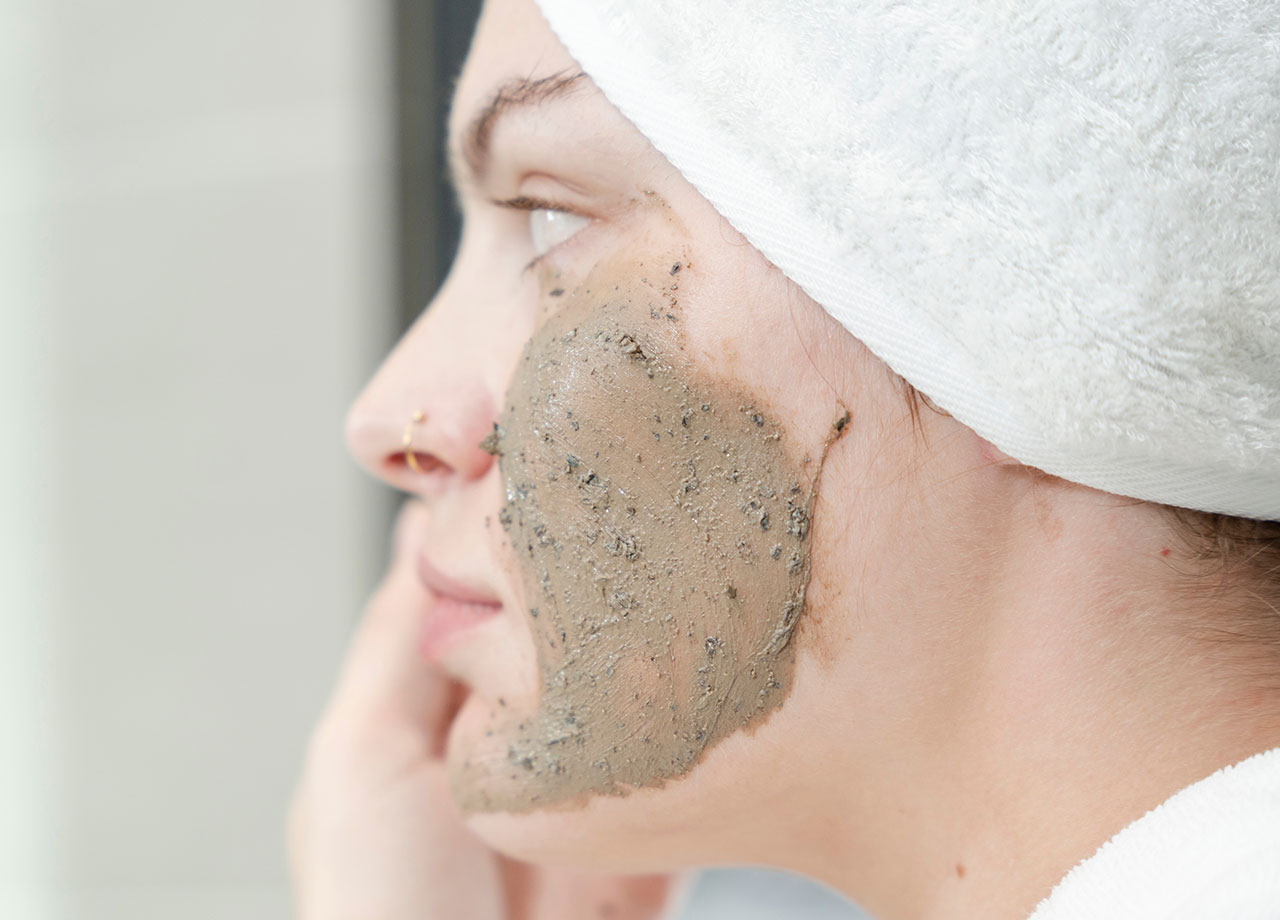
762,494,1280,920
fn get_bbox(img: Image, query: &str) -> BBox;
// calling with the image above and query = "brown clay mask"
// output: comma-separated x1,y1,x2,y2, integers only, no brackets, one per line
452,255,847,813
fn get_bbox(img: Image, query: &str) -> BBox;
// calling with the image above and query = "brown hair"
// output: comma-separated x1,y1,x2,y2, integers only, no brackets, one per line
1161,508,1280,638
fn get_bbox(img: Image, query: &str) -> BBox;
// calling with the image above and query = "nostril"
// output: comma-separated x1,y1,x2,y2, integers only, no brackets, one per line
385,451,446,477
394,409,440,476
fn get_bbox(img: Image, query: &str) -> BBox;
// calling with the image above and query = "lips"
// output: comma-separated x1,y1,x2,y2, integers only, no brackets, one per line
416,553,503,662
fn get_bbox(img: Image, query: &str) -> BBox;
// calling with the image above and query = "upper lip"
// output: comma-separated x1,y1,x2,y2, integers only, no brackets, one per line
416,552,502,607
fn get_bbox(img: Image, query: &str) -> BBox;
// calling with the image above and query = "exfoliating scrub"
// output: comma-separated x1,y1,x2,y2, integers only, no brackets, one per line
452,258,847,812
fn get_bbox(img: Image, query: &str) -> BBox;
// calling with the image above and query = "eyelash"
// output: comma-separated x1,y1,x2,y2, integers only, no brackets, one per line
493,195,591,269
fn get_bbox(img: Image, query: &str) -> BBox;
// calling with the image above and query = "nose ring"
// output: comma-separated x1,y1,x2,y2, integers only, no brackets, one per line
403,410,425,473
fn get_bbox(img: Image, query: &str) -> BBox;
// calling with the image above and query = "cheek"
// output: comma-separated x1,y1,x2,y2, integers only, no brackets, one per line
448,257,848,814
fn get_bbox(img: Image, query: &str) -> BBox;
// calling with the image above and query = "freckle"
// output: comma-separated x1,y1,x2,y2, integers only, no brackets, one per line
955,862,966,879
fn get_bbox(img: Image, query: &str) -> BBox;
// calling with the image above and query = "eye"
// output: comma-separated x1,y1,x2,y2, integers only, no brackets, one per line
529,207,590,258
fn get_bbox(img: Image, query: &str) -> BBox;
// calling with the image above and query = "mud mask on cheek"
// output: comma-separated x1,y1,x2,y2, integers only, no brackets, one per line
451,262,848,813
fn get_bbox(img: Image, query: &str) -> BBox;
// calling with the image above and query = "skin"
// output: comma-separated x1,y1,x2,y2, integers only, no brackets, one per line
292,0,1280,917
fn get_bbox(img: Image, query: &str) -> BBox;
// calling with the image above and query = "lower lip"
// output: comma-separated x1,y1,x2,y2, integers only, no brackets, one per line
419,596,502,662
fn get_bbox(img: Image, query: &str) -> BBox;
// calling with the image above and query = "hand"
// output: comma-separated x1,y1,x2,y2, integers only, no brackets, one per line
289,500,679,920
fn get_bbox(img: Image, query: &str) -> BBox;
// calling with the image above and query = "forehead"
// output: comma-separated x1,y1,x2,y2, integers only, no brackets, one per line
447,0,671,198
450,0,579,141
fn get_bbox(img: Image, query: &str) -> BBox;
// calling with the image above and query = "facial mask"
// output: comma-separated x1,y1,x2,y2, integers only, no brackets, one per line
452,260,847,812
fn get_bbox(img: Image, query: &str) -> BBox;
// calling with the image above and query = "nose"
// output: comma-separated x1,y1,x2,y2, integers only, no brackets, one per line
345,272,510,498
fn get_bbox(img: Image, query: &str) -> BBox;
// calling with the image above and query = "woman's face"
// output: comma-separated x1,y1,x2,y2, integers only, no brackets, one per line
347,0,996,872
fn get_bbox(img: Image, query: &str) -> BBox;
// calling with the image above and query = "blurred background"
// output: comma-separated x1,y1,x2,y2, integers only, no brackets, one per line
0,1,865,916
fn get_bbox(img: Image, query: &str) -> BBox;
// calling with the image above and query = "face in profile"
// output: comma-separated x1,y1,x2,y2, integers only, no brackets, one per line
346,0,983,872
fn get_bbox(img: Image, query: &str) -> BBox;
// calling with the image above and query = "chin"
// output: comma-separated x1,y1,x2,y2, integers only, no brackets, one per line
460,780,709,874
444,692,772,873
439,695,630,866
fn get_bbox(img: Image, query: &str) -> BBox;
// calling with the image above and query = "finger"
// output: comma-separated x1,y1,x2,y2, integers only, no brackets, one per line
318,500,457,750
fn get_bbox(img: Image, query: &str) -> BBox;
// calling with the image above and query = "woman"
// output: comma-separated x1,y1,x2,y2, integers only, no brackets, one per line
290,0,1280,917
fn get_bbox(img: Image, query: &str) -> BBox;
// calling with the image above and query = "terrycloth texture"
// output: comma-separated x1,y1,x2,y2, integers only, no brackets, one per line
533,0,1280,519
1029,747,1280,918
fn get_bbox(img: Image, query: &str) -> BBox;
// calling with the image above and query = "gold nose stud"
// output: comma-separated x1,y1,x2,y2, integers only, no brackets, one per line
403,410,425,473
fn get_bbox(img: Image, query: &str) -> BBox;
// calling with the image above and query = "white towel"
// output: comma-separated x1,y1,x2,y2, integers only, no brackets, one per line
1029,747,1280,919
533,0,1280,520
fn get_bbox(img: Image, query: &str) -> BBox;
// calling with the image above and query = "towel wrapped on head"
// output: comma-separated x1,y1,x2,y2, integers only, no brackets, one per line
533,0,1280,520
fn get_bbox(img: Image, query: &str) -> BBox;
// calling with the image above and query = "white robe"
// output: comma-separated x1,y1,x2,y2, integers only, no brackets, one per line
1030,747,1280,918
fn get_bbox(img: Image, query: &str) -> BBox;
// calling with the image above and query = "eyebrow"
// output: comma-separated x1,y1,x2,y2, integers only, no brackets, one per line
453,69,587,189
